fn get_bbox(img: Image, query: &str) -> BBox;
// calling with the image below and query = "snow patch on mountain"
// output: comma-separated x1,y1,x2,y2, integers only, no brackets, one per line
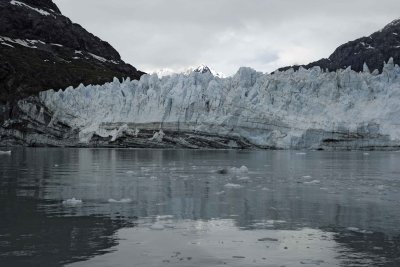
152,65,225,78
10,0,54,17
39,59,400,149
185,64,226,78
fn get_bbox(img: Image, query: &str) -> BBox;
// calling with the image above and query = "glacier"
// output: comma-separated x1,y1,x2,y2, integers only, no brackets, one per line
3,59,400,149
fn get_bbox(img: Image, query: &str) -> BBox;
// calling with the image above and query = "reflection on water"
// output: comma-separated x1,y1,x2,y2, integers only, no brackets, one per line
0,148,399,266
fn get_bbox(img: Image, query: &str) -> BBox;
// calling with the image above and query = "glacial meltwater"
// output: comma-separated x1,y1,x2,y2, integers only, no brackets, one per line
0,148,399,267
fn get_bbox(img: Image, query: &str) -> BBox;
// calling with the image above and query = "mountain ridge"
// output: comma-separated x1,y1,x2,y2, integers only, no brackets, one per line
278,18,400,73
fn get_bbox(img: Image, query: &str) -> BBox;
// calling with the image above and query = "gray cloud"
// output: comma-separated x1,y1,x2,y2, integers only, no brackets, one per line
54,0,400,75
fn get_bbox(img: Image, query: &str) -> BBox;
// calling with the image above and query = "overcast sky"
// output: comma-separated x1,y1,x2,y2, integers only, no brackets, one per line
54,0,400,75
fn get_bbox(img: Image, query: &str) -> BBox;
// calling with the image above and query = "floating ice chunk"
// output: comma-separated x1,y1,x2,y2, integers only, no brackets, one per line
261,187,270,191
215,191,225,195
54,164,59,167
126,170,136,175
376,185,386,190
108,198,132,203
0,150,11,155
239,165,248,173
296,152,307,155
229,165,249,174
347,227,373,234
141,167,152,172
224,183,243,189
363,152,370,156
302,175,312,178
62,198,82,205
304,180,320,184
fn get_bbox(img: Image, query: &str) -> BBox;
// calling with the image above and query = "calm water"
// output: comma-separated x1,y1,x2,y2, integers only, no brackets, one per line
0,148,399,267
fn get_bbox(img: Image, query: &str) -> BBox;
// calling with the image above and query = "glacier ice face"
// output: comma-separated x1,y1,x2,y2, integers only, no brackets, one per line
39,60,400,149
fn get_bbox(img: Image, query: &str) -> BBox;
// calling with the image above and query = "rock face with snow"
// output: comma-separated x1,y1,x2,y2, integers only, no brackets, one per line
0,0,144,107
279,18,400,73
153,65,225,78
2,60,400,149
187,65,225,78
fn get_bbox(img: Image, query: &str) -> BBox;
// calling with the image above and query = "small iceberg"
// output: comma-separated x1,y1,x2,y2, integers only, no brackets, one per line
304,180,320,184
62,198,82,205
0,150,11,155
296,152,307,155
108,198,132,203
347,227,373,234
126,170,136,175
224,183,243,189
232,165,248,173
217,165,249,174
157,215,174,220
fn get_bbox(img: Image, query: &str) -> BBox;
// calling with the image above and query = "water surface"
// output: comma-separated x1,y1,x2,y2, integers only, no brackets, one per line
0,149,399,266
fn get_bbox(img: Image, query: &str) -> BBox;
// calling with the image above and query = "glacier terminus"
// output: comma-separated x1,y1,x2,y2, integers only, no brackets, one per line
2,59,400,150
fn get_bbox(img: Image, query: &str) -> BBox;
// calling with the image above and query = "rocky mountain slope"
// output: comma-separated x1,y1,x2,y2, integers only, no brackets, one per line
279,19,400,73
0,0,144,107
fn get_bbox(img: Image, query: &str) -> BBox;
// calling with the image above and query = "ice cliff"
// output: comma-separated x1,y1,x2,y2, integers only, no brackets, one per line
34,58,400,150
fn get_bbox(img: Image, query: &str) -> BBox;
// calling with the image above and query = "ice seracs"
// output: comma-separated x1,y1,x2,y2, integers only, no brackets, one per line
39,58,400,149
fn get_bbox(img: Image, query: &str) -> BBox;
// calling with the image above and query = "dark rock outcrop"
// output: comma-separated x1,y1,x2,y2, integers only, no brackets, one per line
278,19,400,73
0,0,144,104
